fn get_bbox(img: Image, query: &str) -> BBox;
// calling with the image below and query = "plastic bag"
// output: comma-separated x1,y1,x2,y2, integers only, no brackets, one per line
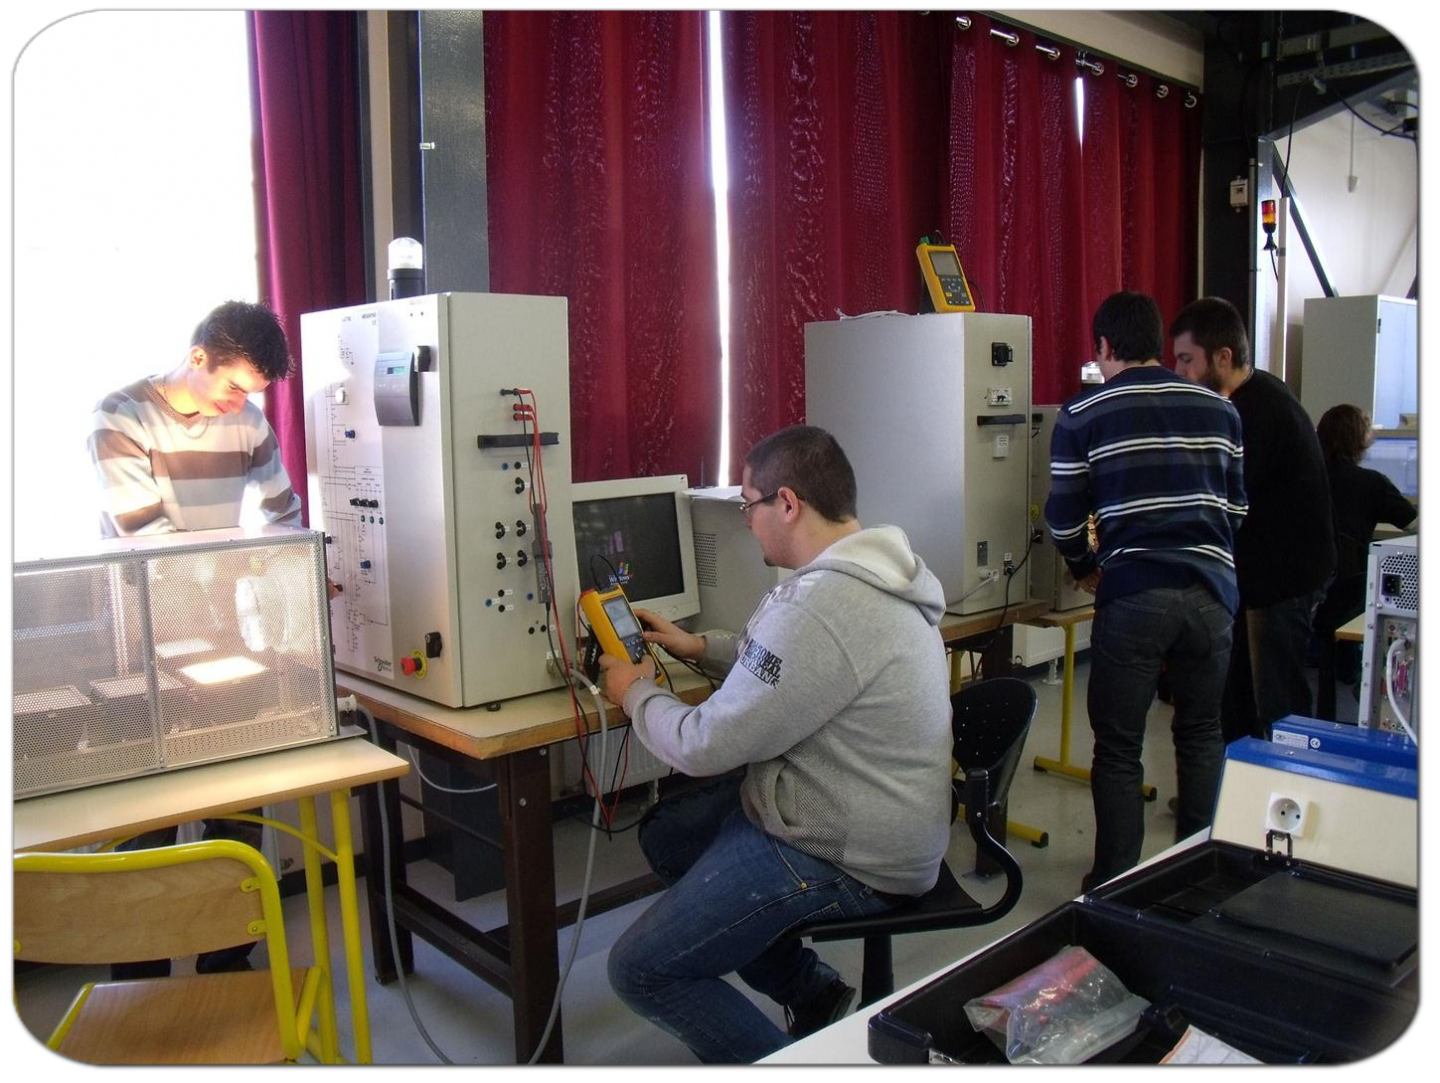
963,945,1149,1064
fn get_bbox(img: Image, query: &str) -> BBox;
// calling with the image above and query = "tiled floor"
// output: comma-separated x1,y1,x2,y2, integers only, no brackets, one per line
13,657,1362,1065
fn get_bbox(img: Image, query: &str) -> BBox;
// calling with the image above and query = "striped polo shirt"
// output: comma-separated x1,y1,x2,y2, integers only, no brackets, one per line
89,376,302,537
1044,364,1248,614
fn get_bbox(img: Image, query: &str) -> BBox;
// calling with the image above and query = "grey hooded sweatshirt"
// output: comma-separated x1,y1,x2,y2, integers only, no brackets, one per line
623,524,952,896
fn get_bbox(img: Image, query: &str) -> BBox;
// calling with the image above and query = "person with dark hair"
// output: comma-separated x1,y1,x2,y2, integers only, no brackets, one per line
598,424,951,1062
1170,296,1336,741
1312,404,1416,679
89,299,302,537
86,299,302,979
1046,292,1246,890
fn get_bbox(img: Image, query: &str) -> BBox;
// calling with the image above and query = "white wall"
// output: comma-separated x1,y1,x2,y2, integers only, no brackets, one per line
1277,105,1418,386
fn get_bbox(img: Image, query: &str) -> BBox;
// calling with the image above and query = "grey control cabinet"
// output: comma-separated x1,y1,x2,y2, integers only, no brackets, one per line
1300,295,1416,428
805,313,1032,614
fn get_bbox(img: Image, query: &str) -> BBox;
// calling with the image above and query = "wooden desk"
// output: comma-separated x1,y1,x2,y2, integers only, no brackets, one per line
340,667,710,1064
1021,605,1158,802
1336,613,1367,643
343,606,1044,1062
14,737,408,1065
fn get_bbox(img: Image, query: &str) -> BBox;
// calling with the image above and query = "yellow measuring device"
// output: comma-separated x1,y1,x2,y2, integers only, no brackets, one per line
579,585,665,683
916,240,977,312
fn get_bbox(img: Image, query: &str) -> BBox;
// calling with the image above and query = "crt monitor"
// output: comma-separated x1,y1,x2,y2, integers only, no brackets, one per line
1361,433,1419,500
571,474,701,624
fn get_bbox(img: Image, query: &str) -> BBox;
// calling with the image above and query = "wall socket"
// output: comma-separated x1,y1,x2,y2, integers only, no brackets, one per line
1266,793,1311,838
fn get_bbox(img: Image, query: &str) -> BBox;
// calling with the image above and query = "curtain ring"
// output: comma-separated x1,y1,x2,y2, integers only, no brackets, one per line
1118,72,1138,89
954,15,972,31
989,27,1020,47
1184,92,1199,109
1155,84,1170,99
1076,55,1104,77
1035,43,1061,61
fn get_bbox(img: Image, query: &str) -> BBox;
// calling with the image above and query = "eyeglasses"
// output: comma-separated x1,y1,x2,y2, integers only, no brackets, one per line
739,490,780,516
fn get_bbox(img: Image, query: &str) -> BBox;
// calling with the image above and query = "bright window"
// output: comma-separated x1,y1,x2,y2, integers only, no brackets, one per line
11,10,258,561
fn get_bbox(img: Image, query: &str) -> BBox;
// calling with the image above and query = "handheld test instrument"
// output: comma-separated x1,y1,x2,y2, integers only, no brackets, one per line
916,240,977,313
580,585,665,683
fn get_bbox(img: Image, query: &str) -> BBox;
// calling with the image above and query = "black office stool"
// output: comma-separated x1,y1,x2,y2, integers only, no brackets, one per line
791,676,1037,1006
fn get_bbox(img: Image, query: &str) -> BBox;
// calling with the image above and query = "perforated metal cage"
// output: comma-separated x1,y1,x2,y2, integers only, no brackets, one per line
13,527,338,798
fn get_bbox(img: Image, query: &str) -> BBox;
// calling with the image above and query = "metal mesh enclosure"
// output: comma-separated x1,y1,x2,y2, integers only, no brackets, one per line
13,528,338,798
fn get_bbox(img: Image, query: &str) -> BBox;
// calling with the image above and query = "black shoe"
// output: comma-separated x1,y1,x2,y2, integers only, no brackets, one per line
785,979,856,1038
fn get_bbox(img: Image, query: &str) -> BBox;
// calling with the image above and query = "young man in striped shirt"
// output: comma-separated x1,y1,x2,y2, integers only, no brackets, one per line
87,299,301,977
1045,291,1247,891
89,299,302,538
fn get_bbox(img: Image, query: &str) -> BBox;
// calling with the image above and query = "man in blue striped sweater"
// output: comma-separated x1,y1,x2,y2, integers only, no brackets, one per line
1045,291,1247,890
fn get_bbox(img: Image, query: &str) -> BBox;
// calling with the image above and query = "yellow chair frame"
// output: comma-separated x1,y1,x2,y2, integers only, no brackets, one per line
15,839,324,1064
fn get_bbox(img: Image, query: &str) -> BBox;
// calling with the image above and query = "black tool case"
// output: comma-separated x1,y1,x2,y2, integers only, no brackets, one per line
868,841,1417,1064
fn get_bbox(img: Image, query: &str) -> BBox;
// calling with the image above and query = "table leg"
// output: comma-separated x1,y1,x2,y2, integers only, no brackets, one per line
1317,631,1338,721
299,795,340,1064
1031,622,1158,801
358,724,414,985
327,789,373,1064
498,747,563,1064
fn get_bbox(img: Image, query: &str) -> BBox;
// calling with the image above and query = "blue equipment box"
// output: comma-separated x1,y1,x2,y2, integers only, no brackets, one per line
1270,715,1417,770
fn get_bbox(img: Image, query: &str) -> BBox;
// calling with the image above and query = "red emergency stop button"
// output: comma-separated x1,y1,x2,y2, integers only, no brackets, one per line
401,656,420,676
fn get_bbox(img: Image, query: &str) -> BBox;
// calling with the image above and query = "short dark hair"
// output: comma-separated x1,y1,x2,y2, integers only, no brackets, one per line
744,425,857,523
1169,296,1251,369
191,300,293,383
1093,291,1163,362
1316,403,1373,466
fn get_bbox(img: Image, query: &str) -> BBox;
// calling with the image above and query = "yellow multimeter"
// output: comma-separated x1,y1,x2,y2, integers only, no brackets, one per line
579,586,665,683
916,241,977,312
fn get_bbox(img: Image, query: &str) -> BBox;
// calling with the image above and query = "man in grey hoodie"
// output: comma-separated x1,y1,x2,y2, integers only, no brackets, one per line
599,425,952,1063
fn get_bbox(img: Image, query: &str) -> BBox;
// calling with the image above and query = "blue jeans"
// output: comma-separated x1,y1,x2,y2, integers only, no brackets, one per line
607,774,895,1063
1221,586,1327,743
1087,585,1232,885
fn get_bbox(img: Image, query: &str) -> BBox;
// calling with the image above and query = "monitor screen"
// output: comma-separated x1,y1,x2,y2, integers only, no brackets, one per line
570,475,700,623
928,249,962,278
1361,436,1419,499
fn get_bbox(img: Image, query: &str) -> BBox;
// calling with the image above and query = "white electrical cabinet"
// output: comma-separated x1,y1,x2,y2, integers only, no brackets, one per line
301,293,576,709
1300,295,1417,428
805,312,1032,614
1029,405,1096,613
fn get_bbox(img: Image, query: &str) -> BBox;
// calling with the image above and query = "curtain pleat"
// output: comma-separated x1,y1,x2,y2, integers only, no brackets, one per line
248,10,367,526
485,11,720,484
722,10,945,480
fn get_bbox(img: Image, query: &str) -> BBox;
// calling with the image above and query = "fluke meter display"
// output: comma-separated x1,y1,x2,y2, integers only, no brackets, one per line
917,241,977,313
580,586,665,683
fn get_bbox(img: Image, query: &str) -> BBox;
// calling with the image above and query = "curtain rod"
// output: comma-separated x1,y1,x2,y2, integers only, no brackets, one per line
947,11,1202,97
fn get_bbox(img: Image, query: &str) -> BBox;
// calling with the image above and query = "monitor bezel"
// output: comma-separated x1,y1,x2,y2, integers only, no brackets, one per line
570,474,701,624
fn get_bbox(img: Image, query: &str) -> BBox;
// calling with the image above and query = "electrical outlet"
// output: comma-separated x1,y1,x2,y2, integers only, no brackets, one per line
1266,793,1310,838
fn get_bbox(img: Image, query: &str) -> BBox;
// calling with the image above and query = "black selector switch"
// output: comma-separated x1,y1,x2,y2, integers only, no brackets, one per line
424,632,443,658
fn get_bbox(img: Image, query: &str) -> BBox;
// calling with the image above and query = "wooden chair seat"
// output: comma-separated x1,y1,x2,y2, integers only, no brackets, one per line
54,969,313,1065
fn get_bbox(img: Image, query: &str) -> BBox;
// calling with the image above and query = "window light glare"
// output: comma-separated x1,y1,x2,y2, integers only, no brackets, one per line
179,655,269,686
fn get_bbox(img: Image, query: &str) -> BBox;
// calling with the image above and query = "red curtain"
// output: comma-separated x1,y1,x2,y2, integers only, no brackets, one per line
1080,64,1203,368
944,15,1090,406
721,11,946,480
485,11,720,484
1119,75,1203,360
248,10,367,526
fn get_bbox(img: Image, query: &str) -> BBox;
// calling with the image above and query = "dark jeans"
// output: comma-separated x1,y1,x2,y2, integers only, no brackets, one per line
607,774,894,1063
1087,585,1232,886
1221,586,1328,743
110,814,264,980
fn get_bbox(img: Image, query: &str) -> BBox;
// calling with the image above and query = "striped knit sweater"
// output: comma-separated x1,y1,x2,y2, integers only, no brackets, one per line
1044,364,1248,614
89,376,302,538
